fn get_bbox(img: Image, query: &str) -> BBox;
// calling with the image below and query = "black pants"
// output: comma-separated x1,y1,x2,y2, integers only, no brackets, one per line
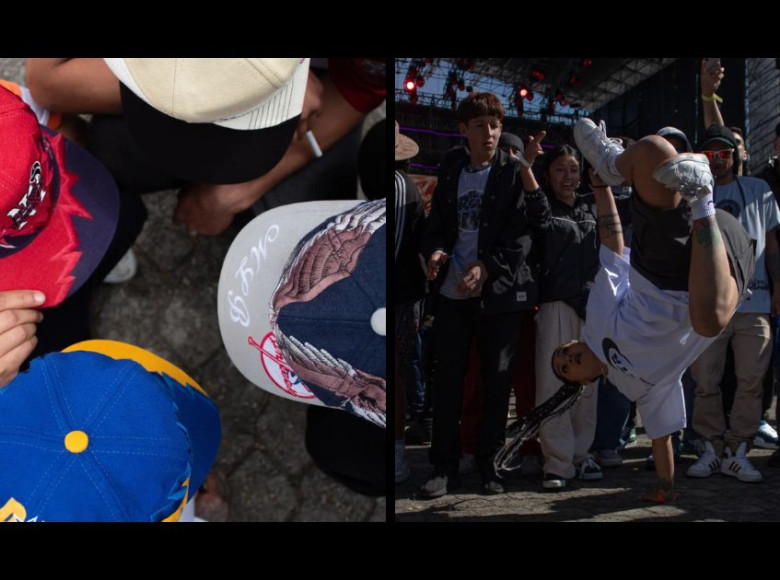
429,296,522,477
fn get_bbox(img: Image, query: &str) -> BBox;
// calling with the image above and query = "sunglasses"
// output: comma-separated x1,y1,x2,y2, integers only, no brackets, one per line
701,149,734,161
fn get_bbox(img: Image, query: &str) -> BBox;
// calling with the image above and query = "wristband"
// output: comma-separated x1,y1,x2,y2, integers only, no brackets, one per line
691,193,716,220
701,93,723,104
517,155,533,169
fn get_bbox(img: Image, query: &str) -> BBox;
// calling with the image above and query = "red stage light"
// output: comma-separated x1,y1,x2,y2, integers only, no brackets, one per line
530,67,546,82
405,80,416,92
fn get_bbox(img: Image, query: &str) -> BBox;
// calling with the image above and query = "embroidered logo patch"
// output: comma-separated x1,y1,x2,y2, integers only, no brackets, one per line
0,161,48,251
247,332,315,399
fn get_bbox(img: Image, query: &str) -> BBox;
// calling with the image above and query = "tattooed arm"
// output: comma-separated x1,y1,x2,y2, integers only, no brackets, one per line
688,212,738,337
765,228,780,316
589,169,624,257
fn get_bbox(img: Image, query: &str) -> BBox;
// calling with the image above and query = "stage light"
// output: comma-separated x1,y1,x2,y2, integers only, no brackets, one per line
405,79,416,92
530,66,546,81
581,58,593,67
416,77,426,88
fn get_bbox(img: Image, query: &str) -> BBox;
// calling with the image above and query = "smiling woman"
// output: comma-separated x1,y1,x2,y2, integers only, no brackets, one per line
517,141,603,489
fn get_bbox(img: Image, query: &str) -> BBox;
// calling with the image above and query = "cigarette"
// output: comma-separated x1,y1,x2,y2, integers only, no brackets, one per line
306,130,323,158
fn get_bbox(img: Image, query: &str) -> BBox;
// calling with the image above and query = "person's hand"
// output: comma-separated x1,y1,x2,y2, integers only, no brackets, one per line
0,290,45,388
426,251,448,280
173,181,265,236
701,58,724,96
457,260,487,294
588,168,610,191
523,131,546,166
294,71,325,142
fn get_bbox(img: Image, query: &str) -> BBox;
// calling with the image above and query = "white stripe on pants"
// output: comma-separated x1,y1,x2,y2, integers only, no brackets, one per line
535,301,598,480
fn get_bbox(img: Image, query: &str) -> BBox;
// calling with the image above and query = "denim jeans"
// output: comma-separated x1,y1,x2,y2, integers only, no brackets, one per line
591,377,631,451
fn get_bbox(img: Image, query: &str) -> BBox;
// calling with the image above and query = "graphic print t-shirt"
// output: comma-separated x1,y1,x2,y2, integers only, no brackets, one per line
581,246,718,438
440,164,491,300
714,176,780,314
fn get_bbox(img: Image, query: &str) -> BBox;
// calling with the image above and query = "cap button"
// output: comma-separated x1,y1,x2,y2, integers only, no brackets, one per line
64,430,89,453
370,308,386,337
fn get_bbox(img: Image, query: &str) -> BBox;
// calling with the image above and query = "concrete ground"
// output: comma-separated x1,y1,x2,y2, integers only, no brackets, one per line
0,58,385,522
396,413,780,522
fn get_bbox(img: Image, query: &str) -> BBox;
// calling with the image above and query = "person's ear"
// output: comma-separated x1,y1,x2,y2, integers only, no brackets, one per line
459,122,468,136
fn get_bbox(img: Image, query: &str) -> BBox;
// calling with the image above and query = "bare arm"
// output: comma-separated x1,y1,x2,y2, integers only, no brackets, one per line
641,435,678,503
25,58,122,114
589,169,624,256
701,58,725,129
518,131,552,229
172,75,367,235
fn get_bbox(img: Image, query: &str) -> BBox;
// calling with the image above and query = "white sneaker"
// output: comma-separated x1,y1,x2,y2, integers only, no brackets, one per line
721,442,763,483
754,420,779,450
686,440,721,478
459,453,477,475
651,153,714,202
577,456,604,481
573,118,625,186
103,248,138,284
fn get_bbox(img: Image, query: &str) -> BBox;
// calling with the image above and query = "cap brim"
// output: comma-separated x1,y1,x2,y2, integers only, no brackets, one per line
120,84,299,184
217,200,360,405
0,130,119,308
395,134,419,161
702,136,736,149
63,339,221,496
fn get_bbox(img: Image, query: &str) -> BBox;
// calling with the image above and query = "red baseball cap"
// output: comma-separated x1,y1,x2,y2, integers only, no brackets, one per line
0,86,119,307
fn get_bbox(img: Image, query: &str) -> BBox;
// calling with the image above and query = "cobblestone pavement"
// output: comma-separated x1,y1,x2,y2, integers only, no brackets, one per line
0,58,385,522
396,420,780,522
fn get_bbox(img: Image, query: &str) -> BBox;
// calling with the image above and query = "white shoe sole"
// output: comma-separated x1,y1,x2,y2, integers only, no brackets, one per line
542,479,566,490
572,118,624,186
651,154,713,199
103,248,138,284
753,437,779,450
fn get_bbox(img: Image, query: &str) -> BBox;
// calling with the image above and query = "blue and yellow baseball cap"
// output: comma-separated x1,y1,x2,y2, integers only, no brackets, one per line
0,340,220,522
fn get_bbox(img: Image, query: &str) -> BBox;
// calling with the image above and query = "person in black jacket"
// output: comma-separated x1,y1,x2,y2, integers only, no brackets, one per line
521,142,603,489
394,121,427,484
420,92,548,497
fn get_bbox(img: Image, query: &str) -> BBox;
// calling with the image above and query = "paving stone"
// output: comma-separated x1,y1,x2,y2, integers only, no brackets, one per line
293,467,376,522
227,448,297,522
136,191,196,272
254,396,312,478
